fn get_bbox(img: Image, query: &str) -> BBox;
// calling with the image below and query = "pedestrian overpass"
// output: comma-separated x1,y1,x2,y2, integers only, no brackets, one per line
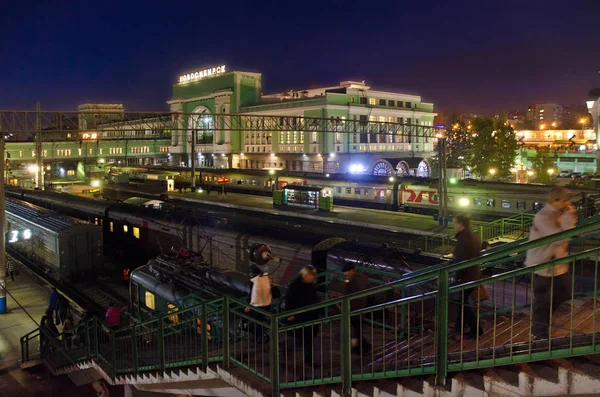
20,214,600,396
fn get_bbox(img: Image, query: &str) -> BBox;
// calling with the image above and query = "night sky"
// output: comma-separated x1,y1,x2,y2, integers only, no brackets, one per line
1,0,599,114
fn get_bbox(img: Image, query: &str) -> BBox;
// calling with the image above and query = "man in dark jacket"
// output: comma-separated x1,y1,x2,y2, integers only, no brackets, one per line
342,262,371,354
453,214,483,338
285,265,320,365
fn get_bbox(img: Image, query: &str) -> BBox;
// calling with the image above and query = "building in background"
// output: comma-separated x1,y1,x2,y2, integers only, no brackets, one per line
168,66,437,176
526,103,564,129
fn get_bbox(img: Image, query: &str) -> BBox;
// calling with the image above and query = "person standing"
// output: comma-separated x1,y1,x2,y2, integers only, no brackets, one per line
341,262,371,355
452,214,483,338
49,288,59,324
62,313,75,349
525,186,577,340
285,265,320,365
57,294,69,326
40,307,58,358
105,302,126,329
244,265,272,341
6,260,14,282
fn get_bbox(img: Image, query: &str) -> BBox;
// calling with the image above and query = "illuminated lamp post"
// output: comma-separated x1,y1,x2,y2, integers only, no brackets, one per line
488,168,496,180
547,168,555,176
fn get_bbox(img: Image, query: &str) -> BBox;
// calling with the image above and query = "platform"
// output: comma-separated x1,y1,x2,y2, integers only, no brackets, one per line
97,186,457,236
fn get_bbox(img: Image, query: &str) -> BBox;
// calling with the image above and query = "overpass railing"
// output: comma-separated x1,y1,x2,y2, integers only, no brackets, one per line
22,220,600,396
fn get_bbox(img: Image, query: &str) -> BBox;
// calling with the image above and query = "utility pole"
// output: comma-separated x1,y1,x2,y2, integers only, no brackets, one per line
437,136,449,227
0,120,6,314
35,102,44,189
190,129,196,191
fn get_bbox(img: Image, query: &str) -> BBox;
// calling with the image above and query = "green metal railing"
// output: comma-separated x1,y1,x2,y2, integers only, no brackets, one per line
21,219,600,396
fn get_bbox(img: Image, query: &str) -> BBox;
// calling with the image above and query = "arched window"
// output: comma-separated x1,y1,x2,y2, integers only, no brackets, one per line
372,161,393,176
188,106,214,144
416,160,430,177
396,161,409,177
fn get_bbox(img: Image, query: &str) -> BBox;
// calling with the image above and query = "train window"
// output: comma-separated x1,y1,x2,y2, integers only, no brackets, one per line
110,222,114,232
534,202,542,211
346,188,352,194
144,292,155,310
486,199,495,207
502,200,511,209
133,227,140,239
517,201,526,210
433,194,439,202
364,189,370,196
473,198,482,206
123,225,128,233
355,188,361,195
94,217,99,225
336,187,342,194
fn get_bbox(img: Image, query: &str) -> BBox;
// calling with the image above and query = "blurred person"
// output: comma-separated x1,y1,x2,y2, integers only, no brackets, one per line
452,214,483,338
525,186,577,340
341,262,371,355
244,265,272,341
285,265,320,365
105,302,126,329
49,288,59,323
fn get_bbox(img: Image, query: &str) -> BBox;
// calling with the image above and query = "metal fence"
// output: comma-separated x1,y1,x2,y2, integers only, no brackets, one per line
21,219,600,396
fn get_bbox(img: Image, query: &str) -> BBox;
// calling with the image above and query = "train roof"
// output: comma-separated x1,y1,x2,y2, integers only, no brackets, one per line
6,198,93,233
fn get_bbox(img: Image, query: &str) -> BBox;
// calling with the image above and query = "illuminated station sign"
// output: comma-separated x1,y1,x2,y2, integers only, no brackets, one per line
179,65,226,84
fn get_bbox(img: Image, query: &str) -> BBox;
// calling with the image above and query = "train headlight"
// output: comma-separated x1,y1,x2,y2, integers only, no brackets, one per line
459,197,470,207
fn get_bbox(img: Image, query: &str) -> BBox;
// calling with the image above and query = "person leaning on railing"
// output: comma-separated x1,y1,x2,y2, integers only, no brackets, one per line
525,186,577,340
341,262,372,355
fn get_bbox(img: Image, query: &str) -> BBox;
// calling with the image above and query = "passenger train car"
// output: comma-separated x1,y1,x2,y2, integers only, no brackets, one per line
5,198,103,281
142,168,593,219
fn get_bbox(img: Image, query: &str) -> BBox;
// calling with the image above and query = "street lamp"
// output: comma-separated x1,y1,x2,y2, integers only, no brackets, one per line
540,124,546,130
489,168,496,177
547,168,555,176
527,170,534,176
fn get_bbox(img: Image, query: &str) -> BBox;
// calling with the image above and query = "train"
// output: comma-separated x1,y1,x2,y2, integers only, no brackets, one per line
5,198,103,282
6,188,443,290
111,166,595,219
129,238,439,342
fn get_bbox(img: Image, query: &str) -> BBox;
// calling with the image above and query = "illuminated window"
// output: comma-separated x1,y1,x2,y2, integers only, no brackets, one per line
110,222,114,232
369,98,376,105
19,151,23,158
67,170,75,176
133,227,140,239
123,225,128,233
502,200,511,209
99,148,103,154
43,150,47,157
78,148,82,156
167,303,179,323
145,292,155,310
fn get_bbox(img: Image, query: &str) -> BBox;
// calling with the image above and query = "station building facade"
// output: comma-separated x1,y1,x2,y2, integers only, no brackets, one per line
167,66,437,176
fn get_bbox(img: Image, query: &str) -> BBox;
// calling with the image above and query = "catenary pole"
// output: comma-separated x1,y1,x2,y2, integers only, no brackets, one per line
0,122,6,314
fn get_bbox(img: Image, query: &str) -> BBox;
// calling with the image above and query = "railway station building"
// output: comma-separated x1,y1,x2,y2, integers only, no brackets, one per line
168,65,437,176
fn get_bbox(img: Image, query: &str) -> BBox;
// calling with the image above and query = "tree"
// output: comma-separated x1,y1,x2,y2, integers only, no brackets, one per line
428,120,473,178
530,147,557,184
468,115,518,179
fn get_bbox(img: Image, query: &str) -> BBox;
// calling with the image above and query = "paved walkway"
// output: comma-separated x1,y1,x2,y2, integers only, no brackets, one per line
0,262,49,370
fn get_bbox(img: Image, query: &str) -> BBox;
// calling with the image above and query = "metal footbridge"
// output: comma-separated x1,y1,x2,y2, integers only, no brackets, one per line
20,216,600,396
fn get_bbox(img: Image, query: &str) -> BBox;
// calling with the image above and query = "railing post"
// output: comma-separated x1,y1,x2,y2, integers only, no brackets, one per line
20,335,26,363
93,320,99,357
201,302,209,371
435,268,449,386
341,298,352,396
501,218,505,238
110,331,117,379
158,318,165,372
269,314,280,397
399,288,406,338
222,297,230,368
85,320,91,357
132,325,138,373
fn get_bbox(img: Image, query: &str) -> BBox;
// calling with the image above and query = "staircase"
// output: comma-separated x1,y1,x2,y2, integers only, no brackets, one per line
20,219,600,396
